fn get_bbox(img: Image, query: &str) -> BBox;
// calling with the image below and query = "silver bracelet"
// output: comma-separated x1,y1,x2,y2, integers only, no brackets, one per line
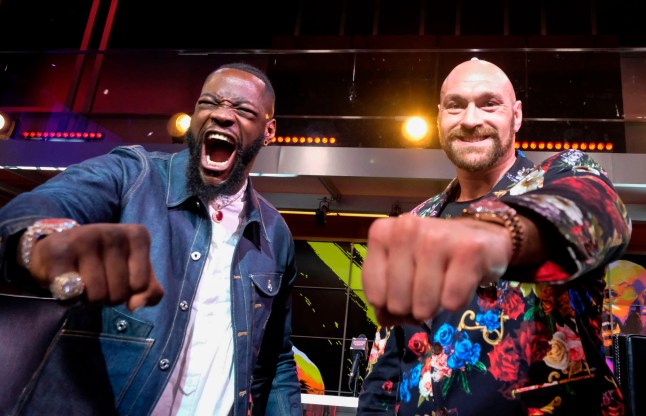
18,219,79,269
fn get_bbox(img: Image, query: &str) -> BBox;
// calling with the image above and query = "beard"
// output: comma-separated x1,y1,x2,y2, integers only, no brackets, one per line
440,118,515,172
185,129,264,202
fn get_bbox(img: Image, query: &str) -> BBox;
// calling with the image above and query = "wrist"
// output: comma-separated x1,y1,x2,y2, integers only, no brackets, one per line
18,219,79,269
461,199,525,262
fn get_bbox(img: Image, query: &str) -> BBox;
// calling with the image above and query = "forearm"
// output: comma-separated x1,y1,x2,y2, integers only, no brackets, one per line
501,161,631,282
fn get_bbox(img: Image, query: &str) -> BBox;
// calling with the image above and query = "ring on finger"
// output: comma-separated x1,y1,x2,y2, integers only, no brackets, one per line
49,271,85,301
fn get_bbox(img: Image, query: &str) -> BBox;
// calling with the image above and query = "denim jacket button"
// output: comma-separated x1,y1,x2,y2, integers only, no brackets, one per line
115,319,128,332
159,358,171,371
179,300,189,311
190,251,201,260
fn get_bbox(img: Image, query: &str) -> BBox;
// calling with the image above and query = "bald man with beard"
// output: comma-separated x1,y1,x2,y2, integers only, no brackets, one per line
358,59,631,415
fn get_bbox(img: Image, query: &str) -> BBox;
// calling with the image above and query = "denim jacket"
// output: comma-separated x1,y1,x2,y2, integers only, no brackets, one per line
0,145,302,415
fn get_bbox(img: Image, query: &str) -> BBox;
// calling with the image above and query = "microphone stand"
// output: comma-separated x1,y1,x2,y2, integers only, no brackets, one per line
348,354,364,397
351,369,361,397
348,334,368,397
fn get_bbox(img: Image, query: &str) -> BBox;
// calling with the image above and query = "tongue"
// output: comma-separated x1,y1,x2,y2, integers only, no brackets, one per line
208,141,234,163
209,146,231,163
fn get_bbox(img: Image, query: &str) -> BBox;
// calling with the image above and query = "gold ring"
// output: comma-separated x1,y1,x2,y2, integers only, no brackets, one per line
49,272,85,301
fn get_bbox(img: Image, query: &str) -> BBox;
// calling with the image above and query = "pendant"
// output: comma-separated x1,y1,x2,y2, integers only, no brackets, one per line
212,210,223,223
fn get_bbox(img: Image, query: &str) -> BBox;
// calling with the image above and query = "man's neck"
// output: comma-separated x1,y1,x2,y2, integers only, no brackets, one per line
454,155,516,202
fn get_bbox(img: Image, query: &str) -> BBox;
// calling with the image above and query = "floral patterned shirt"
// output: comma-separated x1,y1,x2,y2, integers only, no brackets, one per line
358,150,632,416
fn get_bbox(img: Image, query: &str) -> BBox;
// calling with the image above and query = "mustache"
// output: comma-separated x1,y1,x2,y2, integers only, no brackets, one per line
446,127,500,141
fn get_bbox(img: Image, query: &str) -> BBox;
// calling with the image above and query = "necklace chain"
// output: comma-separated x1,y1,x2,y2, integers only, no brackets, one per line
210,183,247,223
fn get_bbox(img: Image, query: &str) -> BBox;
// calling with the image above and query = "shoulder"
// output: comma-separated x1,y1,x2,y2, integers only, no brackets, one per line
104,145,181,176
251,188,293,237
255,191,289,227
108,145,174,163
539,150,609,177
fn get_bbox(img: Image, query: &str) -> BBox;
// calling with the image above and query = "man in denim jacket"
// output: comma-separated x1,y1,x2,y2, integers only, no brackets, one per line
0,63,302,415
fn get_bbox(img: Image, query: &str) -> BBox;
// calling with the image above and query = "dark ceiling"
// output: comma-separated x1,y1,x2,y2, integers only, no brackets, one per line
2,0,646,51
2,0,646,243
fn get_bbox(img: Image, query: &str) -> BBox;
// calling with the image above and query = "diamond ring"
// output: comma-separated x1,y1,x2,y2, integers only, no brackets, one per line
49,272,85,301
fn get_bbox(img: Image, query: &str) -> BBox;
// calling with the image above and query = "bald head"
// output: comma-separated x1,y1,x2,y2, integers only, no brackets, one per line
436,59,522,176
441,59,517,103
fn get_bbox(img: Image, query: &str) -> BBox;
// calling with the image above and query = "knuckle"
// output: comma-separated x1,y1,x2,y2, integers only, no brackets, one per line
367,219,388,242
127,224,151,246
102,226,128,247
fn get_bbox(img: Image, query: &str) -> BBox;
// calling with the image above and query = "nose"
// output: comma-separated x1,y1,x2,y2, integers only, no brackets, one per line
460,103,483,130
209,104,235,126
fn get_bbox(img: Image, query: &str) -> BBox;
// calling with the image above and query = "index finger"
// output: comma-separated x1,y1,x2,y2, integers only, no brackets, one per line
362,218,392,310
124,225,164,309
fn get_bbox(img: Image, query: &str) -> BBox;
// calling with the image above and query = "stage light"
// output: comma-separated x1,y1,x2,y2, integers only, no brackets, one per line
167,112,191,143
273,136,336,146
18,130,103,141
402,116,429,142
515,140,614,152
0,111,17,139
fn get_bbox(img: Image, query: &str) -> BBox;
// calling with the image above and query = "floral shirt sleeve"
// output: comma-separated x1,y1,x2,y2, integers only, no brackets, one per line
500,150,631,283
358,150,631,416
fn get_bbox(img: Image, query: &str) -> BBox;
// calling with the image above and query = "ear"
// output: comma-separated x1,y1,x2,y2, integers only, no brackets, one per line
264,118,276,146
512,100,523,133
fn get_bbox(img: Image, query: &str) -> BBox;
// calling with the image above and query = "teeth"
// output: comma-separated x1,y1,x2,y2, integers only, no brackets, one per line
204,132,234,168
206,133,233,143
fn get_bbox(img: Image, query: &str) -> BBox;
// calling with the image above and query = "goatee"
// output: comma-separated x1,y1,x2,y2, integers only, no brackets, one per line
185,129,264,202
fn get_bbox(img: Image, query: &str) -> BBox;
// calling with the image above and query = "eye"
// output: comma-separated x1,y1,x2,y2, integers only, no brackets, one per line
197,99,215,108
480,98,503,111
236,106,257,118
443,102,464,113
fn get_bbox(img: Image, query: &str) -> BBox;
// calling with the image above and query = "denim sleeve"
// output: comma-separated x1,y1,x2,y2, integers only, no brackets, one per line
0,146,144,288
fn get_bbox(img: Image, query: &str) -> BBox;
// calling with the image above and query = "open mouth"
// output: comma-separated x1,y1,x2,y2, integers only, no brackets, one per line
202,133,237,175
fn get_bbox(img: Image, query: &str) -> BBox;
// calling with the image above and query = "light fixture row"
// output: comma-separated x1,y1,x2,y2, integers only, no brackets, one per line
515,141,614,152
19,131,104,141
0,111,619,153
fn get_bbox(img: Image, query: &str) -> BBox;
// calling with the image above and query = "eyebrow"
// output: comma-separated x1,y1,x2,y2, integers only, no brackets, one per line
442,91,505,103
201,92,259,108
